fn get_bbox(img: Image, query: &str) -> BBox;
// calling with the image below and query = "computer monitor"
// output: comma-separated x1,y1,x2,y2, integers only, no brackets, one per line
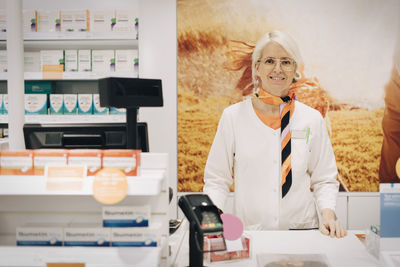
23,122,149,152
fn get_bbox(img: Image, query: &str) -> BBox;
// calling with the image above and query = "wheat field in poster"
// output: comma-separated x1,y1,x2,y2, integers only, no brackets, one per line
177,0,400,192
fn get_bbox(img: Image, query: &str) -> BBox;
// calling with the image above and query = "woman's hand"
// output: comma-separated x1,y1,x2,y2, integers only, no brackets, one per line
319,208,347,238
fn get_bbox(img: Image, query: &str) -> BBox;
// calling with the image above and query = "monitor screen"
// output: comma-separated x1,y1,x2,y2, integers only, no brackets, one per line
23,123,149,152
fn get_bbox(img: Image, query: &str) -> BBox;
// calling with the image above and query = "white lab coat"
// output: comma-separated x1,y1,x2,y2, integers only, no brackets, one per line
203,98,339,230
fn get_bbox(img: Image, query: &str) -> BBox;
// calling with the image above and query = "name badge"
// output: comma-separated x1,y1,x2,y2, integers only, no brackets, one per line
292,128,311,143
292,129,307,139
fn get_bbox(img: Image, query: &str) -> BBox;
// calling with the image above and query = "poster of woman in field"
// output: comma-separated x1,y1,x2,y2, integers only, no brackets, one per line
177,0,400,192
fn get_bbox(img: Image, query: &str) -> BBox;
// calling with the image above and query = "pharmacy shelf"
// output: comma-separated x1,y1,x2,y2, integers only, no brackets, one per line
0,245,162,267
0,32,138,50
0,169,165,196
0,114,126,124
0,71,138,81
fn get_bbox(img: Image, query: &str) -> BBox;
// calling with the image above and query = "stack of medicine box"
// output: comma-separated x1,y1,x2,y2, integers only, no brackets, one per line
15,205,157,247
102,205,160,247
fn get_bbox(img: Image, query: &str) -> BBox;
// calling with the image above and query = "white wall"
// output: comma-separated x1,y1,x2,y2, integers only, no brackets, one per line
138,0,177,218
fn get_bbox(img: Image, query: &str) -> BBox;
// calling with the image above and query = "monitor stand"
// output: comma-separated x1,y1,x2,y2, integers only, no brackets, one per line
126,107,139,149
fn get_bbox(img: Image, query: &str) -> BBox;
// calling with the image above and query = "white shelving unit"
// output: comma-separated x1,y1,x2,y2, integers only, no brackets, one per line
0,114,126,124
0,24,139,124
0,152,170,267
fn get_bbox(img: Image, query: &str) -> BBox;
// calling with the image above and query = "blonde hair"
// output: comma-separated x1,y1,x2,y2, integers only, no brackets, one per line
251,30,303,84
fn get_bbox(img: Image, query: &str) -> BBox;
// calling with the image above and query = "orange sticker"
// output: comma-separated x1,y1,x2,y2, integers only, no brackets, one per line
42,64,63,80
93,168,128,205
396,158,400,179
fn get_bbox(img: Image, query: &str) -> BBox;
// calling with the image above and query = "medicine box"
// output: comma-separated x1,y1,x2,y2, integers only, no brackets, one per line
90,9,114,33
65,50,78,72
78,49,91,72
91,50,115,73
33,149,68,176
23,10,36,33
0,50,7,72
113,9,138,36
0,10,6,33
68,149,102,176
40,50,64,72
49,94,64,114
115,49,138,73
78,94,93,114
102,149,141,176
24,94,48,115
103,205,150,227
0,150,34,175
60,10,89,32
93,94,108,114
109,107,126,114
36,10,60,32
63,94,78,115
111,224,160,247
2,94,7,114
16,224,64,246
24,52,41,72
64,224,110,247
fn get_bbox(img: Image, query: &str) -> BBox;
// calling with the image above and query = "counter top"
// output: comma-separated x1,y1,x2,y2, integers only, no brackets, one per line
171,220,380,267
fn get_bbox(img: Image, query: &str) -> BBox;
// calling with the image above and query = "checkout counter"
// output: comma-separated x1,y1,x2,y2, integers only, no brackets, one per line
170,195,381,267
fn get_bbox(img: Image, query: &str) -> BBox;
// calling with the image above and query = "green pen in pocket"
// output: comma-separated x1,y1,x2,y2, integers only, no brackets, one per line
306,127,310,144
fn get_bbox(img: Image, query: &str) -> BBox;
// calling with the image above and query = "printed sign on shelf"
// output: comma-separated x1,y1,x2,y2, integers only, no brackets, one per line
45,165,86,191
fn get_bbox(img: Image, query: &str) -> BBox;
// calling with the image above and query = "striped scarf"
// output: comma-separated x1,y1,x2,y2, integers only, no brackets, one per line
255,89,295,198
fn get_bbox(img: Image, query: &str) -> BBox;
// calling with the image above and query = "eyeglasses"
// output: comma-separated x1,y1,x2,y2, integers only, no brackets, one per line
259,57,296,72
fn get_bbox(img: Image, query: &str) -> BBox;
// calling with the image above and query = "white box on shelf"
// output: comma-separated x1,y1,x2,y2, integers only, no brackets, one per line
36,10,60,32
78,49,91,72
115,49,138,72
93,94,108,114
60,10,89,32
23,10,36,33
49,94,64,115
92,50,115,73
63,94,78,115
103,205,150,227
40,50,64,72
0,50,7,72
16,224,64,246
24,52,41,72
0,94,3,114
2,94,8,114
24,94,48,115
65,50,78,72
111,224,160,247
78,94,93,114
109,107,126,114
113,9,138,35
0,10,6,33
90,9,114,33
64,224,111,247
